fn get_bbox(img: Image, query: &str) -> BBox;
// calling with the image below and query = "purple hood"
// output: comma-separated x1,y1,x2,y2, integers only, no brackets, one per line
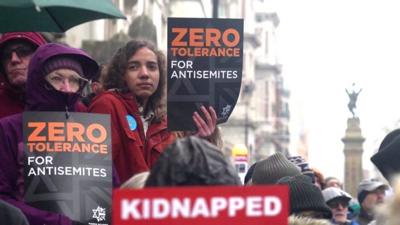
26,43,98,111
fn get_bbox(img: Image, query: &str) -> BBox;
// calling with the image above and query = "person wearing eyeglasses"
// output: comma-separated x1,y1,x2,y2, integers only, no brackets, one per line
322,187,359,225
0,32,47,118
0,43,99,225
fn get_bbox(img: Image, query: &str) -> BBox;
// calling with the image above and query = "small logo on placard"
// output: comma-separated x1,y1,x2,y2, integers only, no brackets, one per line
92,206,106,222
221,104,232,118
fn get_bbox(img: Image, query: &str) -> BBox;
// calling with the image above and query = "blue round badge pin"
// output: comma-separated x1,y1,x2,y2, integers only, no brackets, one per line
126,115,137,131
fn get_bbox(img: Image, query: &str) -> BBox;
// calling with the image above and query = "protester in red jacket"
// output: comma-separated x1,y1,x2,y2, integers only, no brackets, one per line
0,32,47,118
89,40,217,183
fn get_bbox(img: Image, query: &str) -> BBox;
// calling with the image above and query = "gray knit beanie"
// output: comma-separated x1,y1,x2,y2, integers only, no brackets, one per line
252,152,301,184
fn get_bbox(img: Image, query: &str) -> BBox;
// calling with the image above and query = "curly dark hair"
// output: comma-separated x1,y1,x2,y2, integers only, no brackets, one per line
103,40,166,121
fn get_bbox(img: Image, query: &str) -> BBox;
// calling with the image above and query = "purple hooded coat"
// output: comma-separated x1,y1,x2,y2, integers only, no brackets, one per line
0,43,98,225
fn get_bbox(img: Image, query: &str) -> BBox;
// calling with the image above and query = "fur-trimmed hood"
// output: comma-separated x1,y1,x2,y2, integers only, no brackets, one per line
289,216,333,225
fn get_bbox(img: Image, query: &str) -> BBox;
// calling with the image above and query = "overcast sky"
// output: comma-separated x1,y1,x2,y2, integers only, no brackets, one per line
268,0,400,180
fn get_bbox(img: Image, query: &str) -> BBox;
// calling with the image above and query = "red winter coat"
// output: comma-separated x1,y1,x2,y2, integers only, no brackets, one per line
0,32,47,119
88,91,176,183
0,83,24,119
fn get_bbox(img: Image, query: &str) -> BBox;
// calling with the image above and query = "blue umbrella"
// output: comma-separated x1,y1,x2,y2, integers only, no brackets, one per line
0,0,126,32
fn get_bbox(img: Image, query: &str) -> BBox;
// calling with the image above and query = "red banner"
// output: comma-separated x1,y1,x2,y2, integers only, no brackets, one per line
113,185,288,225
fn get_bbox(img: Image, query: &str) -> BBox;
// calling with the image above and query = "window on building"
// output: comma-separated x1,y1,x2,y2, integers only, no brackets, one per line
265,31,269,54
281,102,290,118
272,103,277,117
265,81,269,118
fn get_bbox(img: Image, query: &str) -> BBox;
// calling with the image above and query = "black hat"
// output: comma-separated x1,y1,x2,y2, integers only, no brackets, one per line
278,175,332,219
371,128,400,181
244,162,257,184
252,152,301,184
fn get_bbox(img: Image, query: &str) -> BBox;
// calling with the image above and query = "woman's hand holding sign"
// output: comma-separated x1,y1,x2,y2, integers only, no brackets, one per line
192,106,217,138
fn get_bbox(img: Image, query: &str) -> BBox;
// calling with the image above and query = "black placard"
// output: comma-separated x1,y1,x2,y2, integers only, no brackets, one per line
23,112,112,225
167,18,244,131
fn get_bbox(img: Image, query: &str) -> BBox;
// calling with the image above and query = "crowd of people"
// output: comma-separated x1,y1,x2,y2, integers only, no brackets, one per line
0,31,399,225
